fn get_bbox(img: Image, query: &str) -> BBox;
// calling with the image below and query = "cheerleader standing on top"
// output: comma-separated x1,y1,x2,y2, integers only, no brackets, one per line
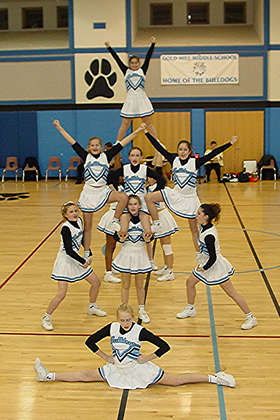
41,202,106,331
105,37,157,141
176,203,257,330
147,177,178,281
111,195,153,323
35,303,236,389
144,128,237,250
52,119,145,257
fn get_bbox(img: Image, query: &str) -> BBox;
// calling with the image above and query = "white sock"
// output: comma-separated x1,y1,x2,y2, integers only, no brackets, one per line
187,304,194,310
46,372,56,381
43,312,51,319
112,217,119,222
139,305,145,311
153,219,160,225
208,374,218,384
245,312,253,318
89,302,97,308
106,271,112,274
84,250,91,258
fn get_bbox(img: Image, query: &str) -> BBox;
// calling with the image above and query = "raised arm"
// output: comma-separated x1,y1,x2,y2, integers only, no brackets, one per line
53,119,76,145
53,119,88,162
141,37,156,74
196,136,237,169
144,131,176,164
105,42,128,75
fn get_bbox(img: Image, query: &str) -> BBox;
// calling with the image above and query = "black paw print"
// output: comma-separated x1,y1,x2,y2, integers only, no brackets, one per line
85,58,117,100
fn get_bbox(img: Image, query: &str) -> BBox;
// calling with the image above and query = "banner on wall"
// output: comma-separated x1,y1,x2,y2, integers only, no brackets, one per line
160,54,239,85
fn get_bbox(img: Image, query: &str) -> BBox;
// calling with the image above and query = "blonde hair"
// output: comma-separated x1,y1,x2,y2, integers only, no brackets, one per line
117,303,134,318
61,201,76,218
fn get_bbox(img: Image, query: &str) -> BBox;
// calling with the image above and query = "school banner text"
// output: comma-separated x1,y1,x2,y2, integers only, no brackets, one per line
160,54,239,85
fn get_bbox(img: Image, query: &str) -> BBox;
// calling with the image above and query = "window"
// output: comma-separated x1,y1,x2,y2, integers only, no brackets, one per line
0,9,8,30
150,3,173,25
187,3,209,25
57,6,68,28
22,7,43,29
224,2,246,24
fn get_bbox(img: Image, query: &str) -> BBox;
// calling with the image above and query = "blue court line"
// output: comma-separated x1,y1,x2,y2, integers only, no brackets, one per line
206,286,227,420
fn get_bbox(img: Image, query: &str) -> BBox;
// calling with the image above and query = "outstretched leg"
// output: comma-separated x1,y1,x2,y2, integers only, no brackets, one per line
220,280,257,329
157,371,235,387
34,358,105,382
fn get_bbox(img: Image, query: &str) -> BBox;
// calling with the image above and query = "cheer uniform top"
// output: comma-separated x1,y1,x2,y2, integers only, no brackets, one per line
112,215,152,274
193,223,234,285
145,132,232,219
108,163,165,214
72,142,122,213
86,322,170,389
51,218,93,282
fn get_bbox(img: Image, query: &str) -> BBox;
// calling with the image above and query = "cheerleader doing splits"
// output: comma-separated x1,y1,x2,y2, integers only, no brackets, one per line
105,37,157,141
176,203,257,330
144,129,237,250
41,202,106,331
53,119,145,257
35,303,236,389
112,195,153,323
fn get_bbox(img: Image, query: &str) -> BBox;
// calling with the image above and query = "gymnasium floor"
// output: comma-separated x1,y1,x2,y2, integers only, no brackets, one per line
0,180,279,420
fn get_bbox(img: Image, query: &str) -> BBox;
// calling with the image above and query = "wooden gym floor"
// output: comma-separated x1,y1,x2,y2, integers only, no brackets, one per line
0,180,279,420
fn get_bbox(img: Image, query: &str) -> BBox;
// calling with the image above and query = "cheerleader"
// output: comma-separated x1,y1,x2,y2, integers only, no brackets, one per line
144,129,237,250
35,303,236,389
105,37,157,141
52,119,145,256
176,203,258,330
41,202,106,331
106,146,165,229
147,177,178,281
97,178,124,284
112,195,153,323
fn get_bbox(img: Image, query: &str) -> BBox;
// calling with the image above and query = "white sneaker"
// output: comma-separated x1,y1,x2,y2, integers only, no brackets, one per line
155,266,167,276
34,358,49,381
150,260,158,271
241,315,257,330
157,270,175,281
104,272,121,283
176,305,197,319
88,304,107,317
108,219,121,232
41,314,54,331
151,220,161,233
139,308,150,323
215,371,236,388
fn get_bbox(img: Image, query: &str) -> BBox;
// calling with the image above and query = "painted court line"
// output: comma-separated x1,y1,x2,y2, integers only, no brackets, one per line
1,331,278,339
207,286,227,420
0,220,62,290
223,183,280,316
